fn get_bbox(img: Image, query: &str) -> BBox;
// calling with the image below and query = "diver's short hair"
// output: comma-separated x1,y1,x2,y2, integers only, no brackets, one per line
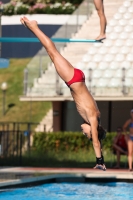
98,125,106,141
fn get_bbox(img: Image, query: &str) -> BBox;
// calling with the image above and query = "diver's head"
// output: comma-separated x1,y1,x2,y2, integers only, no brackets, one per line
81,123,106,141
81,123,92,140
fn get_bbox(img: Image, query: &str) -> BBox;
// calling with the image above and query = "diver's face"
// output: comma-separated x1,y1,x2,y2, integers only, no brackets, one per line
81,123,92,139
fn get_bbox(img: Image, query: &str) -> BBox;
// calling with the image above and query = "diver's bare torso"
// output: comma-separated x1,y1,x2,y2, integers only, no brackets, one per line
70,82,100,123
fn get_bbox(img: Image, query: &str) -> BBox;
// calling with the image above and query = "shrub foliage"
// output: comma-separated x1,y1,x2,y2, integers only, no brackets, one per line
2,1,83,15
33,131,116,152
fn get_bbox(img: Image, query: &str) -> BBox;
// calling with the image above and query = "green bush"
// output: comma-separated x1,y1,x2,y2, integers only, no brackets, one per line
40,0,83,4
29,3,47,14
33,131,117,152
21,0,37,6
102,132,116,149
16,5,29,14
3,3,15,15
13,0,83,4
48,3,75,14
3,1,77,15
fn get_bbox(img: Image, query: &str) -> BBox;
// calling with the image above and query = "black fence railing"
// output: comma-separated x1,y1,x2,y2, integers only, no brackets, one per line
0,122,41,166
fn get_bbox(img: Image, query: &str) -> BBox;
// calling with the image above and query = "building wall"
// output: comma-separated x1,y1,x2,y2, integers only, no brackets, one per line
62,101,83,131
1,14,72,58
97,101,133,131
96,101,109,131
2,25,61,58
52,101,62,131
52,100,133,132
111,101,133,131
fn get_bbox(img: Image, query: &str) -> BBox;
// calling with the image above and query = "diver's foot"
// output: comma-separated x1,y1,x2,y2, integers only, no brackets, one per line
94,164,106,171
129,169,132,172
95,35,106,41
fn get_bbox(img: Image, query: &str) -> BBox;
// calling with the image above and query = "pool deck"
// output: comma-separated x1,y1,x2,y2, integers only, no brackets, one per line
0,167,133,189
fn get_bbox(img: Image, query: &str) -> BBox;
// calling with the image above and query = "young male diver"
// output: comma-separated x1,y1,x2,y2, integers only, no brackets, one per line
20,16,106,170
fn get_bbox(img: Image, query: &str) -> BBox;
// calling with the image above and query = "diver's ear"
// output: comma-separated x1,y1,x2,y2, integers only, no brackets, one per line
81,124,84,129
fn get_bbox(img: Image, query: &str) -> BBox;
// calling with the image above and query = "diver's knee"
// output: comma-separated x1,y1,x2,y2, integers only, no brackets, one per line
97,10,105,17
93,140,100,148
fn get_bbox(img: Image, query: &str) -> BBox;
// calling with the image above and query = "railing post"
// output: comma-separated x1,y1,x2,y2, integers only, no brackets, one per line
86,0,90,19
64,22,68,47
44,124,46,132
76,5,79,32
38,49,44,78
39,55,43,78
16,123,19,157
19,132,22,166
88,68,92,92
23,68,28,95
122,68,126,95
6,124,9,156
27,123,31,153
12,122,16,156
56,73,60,95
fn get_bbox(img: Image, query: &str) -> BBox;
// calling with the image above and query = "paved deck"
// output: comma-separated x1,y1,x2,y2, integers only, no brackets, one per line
0,167,131,174
0,167,133,188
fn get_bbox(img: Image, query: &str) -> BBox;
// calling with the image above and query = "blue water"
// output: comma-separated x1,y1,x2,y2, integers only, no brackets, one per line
0,182,132,200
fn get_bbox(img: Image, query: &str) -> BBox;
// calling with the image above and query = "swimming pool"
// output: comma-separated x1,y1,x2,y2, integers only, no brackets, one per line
0,182,132,200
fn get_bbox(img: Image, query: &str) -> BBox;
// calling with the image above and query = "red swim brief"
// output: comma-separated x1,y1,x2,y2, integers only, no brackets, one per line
65,68,85,87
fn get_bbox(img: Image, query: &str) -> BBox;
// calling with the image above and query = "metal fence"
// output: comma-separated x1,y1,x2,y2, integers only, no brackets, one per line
0,122,41,166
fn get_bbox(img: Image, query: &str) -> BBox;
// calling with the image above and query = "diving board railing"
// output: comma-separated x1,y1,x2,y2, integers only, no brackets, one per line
0,37,101,43
0,36,101,93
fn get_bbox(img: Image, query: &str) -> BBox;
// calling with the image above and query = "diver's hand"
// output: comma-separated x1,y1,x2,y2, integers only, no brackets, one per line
20,16,38,31
94,164,106,171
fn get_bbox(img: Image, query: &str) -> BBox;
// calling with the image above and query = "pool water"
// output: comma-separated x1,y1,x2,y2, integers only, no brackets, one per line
0,182,132,200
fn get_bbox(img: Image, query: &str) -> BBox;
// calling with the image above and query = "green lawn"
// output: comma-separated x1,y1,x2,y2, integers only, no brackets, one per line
0,149,128,169
0,58,51,123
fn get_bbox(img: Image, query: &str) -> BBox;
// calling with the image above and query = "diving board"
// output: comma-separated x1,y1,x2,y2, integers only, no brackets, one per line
0,37,102,43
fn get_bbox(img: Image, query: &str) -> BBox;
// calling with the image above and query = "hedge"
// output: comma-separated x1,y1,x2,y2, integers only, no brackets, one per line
2,1,83,15
17,0,83,6
33,131,116,152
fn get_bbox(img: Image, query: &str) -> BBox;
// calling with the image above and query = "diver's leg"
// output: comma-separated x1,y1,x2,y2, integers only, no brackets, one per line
20,16,74,82
93,0,107,40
